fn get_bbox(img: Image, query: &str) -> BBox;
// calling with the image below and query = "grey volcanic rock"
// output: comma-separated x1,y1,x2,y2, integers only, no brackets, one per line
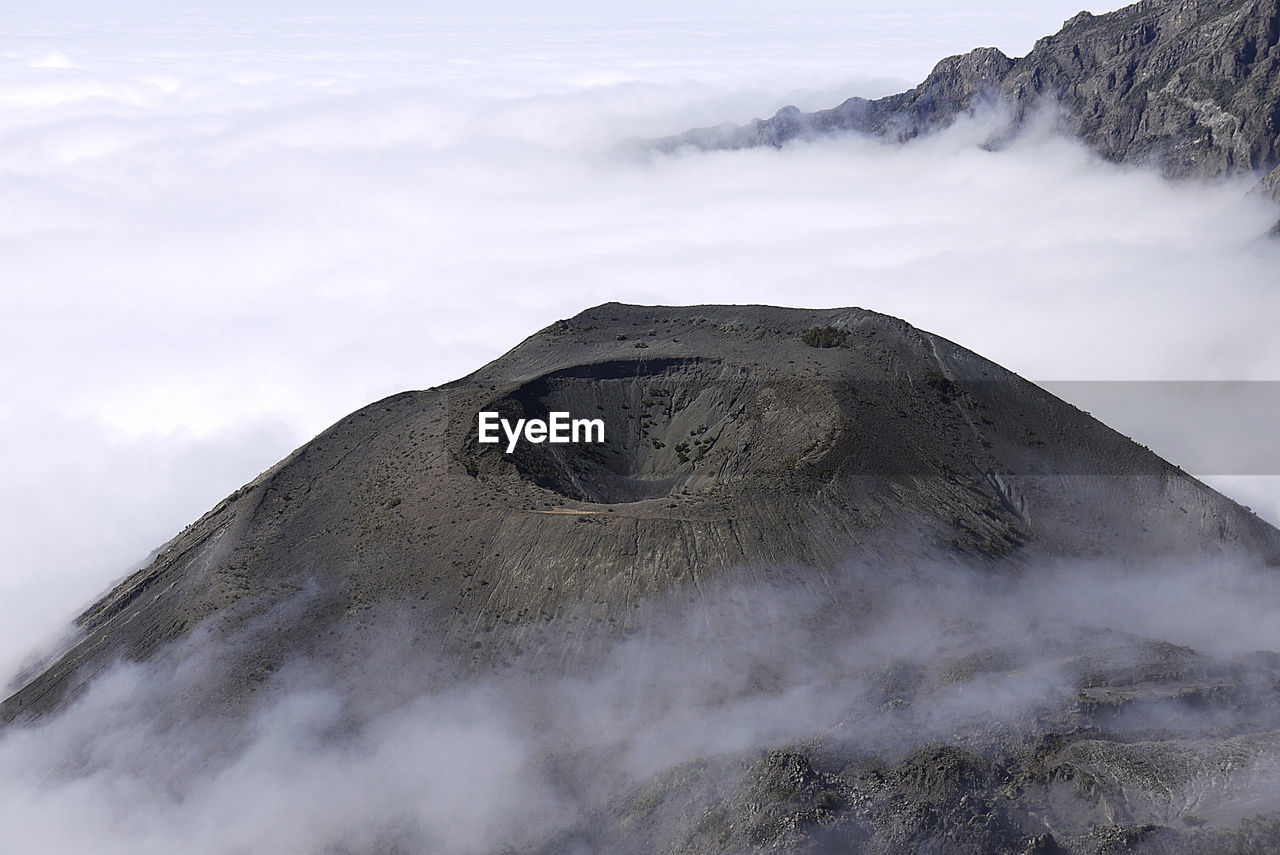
6,303,1280,854
660,0,1280,197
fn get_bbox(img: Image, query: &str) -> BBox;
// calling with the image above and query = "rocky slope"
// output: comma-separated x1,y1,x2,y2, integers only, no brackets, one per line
660,0,1280,197
6,303,1280,854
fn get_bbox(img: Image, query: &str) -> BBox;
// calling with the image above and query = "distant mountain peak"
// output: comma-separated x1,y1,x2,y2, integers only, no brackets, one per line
659,0,1280,198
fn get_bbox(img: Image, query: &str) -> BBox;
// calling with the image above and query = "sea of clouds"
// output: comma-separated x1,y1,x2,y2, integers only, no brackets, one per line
2,5,1280,847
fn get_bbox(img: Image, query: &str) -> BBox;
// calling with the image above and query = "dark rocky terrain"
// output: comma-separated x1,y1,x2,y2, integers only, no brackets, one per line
7,303,1280,854
659,0,1280,199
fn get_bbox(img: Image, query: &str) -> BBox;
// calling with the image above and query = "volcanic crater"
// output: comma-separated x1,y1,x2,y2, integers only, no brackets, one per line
465,356,838,504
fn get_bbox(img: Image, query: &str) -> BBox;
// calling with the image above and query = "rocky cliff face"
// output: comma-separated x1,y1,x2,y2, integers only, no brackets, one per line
662,0,1280,197
6,304,1280,854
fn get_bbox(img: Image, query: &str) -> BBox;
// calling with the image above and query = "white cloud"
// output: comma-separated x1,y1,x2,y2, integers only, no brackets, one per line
5,553,1280,852
28,50,77,70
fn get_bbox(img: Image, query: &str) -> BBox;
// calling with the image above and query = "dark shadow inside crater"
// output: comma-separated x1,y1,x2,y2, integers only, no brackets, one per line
471,358,832,504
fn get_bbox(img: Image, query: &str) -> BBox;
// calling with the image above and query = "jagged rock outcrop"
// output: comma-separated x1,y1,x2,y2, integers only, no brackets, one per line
660,0,1280,197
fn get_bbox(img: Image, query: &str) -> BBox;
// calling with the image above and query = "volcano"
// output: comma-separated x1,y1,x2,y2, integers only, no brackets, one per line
6,304,1280,854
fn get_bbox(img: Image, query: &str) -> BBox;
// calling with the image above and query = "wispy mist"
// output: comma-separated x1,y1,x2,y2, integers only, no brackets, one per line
4,551,1280,852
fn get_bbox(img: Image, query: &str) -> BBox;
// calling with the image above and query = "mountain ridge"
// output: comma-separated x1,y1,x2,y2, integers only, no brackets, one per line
659,0,1280,198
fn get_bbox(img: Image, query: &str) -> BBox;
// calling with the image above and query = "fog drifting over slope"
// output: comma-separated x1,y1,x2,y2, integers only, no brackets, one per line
2,3,1278,697
7,554,1280,853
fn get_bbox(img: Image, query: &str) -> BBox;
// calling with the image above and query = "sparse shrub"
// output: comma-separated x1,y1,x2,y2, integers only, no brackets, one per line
801,326,847,348
923,370,960,402
816,790,842,811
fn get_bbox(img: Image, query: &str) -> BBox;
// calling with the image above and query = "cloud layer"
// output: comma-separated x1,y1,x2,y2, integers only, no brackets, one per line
5,552,1280,853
